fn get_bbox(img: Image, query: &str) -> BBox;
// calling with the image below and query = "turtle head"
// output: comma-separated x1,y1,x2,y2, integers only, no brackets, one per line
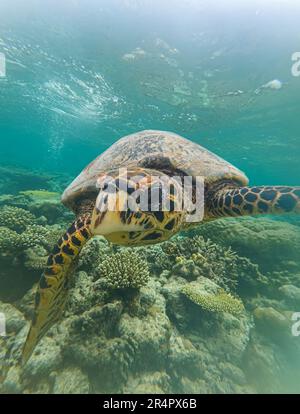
91,168,187,245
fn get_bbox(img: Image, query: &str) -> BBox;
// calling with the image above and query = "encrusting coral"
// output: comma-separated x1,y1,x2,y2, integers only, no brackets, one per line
97,250,150,289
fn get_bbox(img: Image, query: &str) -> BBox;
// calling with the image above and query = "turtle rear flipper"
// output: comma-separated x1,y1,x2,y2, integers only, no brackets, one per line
21,215,92,365
207,186,300,218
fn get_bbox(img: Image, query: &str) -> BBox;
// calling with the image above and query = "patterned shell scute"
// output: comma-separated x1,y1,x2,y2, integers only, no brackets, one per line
61,130,249,210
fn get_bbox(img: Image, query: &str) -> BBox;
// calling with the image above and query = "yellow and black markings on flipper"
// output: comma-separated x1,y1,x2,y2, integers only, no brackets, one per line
208,186,300,218
21,215,92,366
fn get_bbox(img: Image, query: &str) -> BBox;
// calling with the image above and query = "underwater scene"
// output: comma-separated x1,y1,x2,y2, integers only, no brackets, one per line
1,0,300,394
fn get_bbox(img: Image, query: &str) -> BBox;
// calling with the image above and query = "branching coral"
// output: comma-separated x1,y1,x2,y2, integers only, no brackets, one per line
182,282,244,316
23,246,48,271
0,227,21,254
0,206,36,232
18,225,51,249
79,237,112,271
0,221,63,259
18,225,62,251
138,244,170,273
164,235,241,291
97,250,150,289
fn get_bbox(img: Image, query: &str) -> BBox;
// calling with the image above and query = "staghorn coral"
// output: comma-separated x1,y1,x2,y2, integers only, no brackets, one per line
97,249,150,289
182,281,244,316
0,206,36,232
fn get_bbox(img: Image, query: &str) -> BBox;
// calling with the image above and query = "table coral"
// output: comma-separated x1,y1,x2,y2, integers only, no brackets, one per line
182,280,244,316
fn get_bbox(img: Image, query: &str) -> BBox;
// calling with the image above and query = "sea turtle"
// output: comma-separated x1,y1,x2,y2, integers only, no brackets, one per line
22,130,300,364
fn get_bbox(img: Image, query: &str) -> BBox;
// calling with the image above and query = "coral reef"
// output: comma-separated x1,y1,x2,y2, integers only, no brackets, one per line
0,168,72,225
0,206,36,232
19,190,60,199
0,165,70,195
164,236,242,291
23,246,48,271
0,223,62,257
97,250,150,289
181,279,244,316
0,202,65,300
78,237,112,271
19,190,69,224
0,227,20,253
195,217,300,274
0,188,300,395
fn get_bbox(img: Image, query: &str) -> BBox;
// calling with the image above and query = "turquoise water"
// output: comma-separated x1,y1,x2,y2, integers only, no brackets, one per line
1,0,300,183
1,0,300,394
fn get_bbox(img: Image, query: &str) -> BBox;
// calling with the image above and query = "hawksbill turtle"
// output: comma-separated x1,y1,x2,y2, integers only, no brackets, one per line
22,130,300,363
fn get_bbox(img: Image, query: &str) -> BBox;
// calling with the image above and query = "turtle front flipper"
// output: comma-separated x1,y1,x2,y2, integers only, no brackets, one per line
21,214,92,365
207,186,300,218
